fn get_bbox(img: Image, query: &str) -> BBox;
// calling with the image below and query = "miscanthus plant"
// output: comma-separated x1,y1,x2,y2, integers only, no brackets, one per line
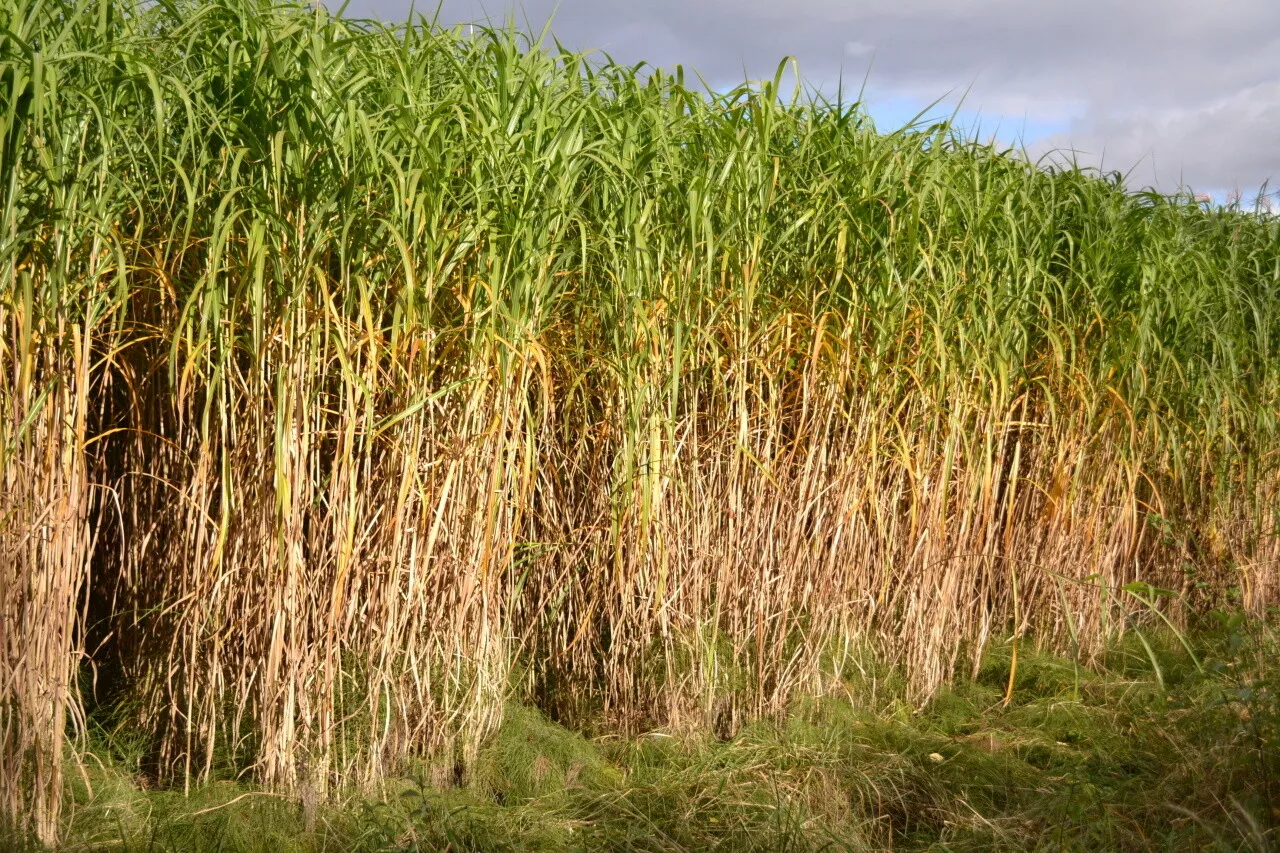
1,0,1277,842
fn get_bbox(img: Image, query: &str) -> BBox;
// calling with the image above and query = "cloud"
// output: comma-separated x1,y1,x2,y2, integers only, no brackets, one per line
844,41,873,59
1030,81,1280,194
343,0,1280,193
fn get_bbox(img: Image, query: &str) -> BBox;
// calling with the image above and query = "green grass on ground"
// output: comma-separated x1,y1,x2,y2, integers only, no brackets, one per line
14,619,1279,853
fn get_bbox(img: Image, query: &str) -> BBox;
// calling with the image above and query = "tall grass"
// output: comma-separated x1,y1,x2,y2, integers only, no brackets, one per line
1,0,1277,842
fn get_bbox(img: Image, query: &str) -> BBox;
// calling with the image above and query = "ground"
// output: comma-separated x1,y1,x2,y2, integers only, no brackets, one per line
20,618,1280,852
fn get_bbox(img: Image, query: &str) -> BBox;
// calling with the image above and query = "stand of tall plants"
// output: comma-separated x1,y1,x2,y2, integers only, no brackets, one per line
2,0,1277,843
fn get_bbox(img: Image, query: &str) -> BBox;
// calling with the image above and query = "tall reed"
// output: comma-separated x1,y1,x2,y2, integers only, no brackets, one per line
2,0,1277,842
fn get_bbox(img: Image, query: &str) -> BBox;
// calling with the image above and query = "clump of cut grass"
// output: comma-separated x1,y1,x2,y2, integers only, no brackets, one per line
2,0,1278,841
470,704,620,804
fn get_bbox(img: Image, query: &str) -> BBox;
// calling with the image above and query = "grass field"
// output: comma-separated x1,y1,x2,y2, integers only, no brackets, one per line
14,623,1280,851
2,0,1278,845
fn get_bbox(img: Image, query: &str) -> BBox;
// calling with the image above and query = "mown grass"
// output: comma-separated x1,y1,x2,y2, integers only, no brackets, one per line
6,618,1269,852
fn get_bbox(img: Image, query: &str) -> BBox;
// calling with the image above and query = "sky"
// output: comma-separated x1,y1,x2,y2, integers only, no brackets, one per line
342,0,1279,204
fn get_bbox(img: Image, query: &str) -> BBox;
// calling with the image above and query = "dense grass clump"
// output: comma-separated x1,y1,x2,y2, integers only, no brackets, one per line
1,0,1278,842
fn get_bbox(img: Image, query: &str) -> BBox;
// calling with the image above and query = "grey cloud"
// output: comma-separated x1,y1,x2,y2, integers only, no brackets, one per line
1030,81,1280,194
346,0,1280,193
